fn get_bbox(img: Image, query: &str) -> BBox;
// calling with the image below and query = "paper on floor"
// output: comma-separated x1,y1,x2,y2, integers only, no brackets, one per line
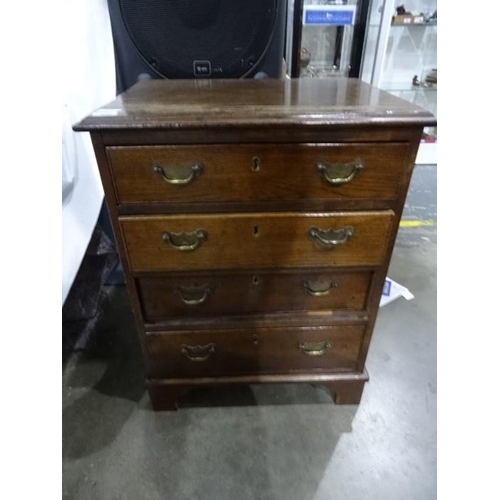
380,278,414,307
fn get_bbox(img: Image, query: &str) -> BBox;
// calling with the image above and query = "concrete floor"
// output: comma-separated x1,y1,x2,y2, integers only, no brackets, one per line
62,165,437,500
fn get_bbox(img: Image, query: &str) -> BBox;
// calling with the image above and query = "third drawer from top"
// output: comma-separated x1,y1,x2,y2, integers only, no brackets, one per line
137,269,373,321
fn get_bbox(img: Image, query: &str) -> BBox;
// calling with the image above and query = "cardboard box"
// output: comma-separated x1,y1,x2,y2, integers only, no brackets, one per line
392,14,413,25
392,14,426,25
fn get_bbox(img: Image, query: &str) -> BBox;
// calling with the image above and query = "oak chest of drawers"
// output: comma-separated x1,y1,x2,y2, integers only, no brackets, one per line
74,78,435,410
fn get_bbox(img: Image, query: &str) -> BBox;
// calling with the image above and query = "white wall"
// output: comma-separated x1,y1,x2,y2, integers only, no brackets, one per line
62,0,116,304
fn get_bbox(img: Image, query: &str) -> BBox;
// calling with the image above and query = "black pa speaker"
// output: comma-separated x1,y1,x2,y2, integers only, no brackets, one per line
107,0,287,93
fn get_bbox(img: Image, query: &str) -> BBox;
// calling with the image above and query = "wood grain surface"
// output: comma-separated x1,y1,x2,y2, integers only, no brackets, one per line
120,211,394,271
137,269,373,321
107,143,409,204
73,78,436,131
146,324,365,378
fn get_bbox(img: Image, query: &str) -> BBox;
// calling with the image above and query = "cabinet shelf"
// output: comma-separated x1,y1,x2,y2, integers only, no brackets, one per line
382,83,437,92
390,21,437,27
369,21,437,29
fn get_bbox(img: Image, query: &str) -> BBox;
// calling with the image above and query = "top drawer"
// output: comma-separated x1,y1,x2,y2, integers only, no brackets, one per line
107,143,409,205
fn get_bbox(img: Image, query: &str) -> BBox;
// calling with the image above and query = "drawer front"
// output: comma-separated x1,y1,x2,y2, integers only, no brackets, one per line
138,270,372,321
147,325,365,378
121,211,394,272
107,143,409,204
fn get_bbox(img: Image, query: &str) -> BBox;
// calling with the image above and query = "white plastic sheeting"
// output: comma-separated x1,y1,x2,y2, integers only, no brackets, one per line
62,0,116,304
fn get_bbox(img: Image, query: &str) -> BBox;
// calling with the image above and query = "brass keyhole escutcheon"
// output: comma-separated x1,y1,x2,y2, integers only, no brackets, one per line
253,334,259,345
253,226,260,237
252,275,260,285
252,156,261,172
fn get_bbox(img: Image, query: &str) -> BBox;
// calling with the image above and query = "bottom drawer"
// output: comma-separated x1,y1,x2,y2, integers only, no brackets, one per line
147,325,364,378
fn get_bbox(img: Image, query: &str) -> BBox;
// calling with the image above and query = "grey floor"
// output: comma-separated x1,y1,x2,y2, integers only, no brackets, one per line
63,165,436,500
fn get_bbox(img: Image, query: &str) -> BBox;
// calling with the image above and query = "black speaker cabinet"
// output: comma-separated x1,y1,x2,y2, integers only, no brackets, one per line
108,0,287,93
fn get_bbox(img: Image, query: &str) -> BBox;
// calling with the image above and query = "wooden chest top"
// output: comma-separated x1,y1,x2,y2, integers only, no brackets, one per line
74,78,436,131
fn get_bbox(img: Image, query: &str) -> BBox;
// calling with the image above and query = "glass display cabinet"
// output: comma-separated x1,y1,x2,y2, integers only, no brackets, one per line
360,0,437,163
286,0,371,78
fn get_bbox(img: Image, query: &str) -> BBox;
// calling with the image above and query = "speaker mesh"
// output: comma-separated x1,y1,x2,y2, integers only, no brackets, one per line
119,0,277,78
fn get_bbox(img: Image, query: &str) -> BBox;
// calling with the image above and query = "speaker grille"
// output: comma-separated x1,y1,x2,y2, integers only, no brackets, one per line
119,0,278,78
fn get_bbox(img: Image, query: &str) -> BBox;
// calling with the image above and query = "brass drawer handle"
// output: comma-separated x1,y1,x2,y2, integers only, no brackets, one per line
308,226,354,249
181,343,216,362
302,280,339,297
299,340,331,356
162,229,207,252
316,158,364,185
153,161,203,185
175,284,213,305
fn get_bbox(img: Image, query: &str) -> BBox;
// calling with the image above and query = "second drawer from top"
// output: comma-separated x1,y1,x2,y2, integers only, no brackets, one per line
120,211,394,272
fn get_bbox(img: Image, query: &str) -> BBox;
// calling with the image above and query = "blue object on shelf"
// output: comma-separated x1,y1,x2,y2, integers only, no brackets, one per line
303,6,356,26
